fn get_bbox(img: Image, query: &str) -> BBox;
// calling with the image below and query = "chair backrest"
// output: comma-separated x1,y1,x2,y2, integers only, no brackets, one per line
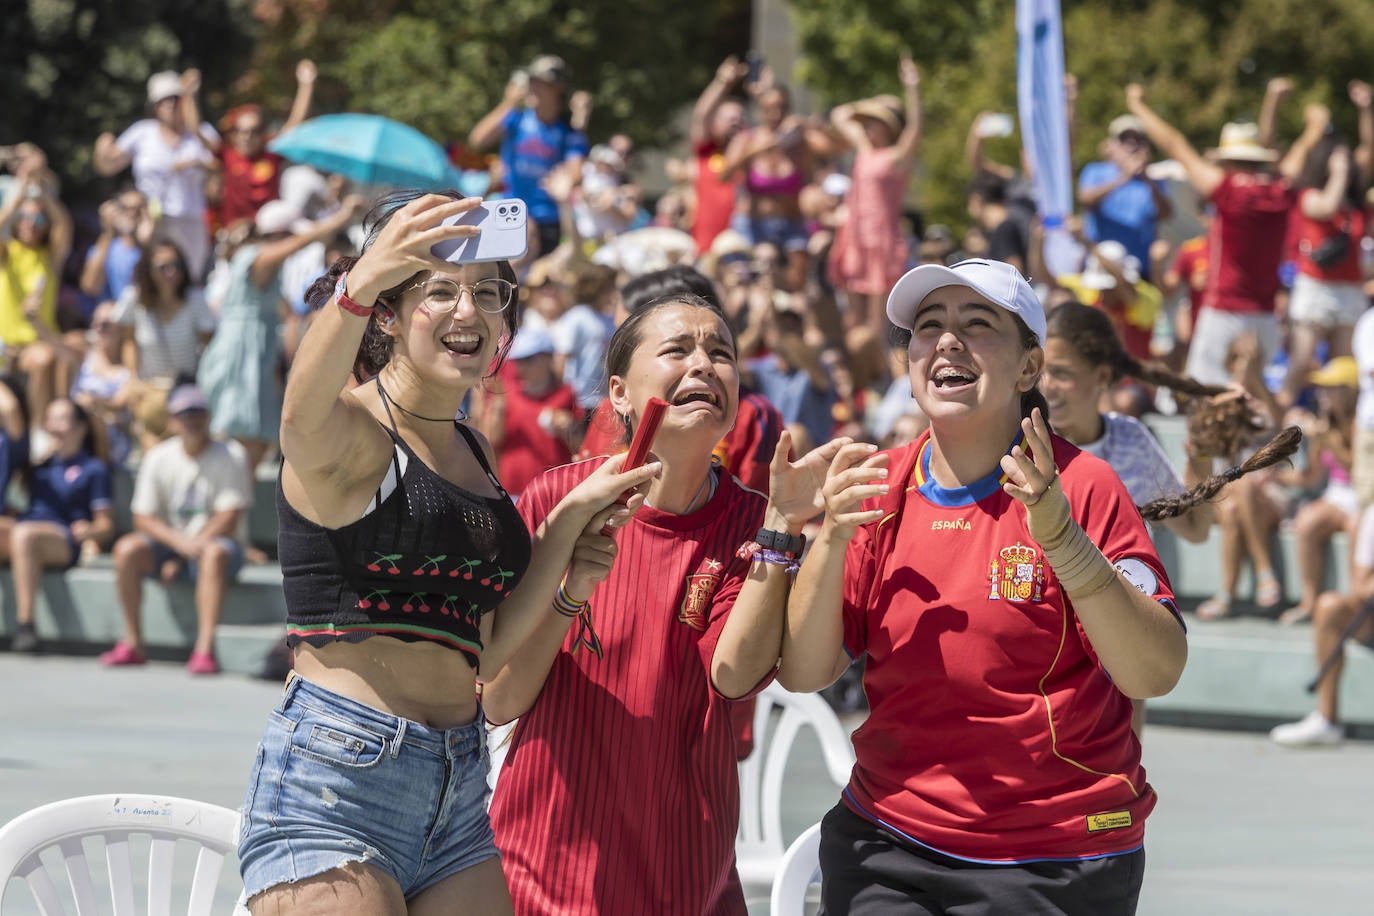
0,794,240,916
735,682,854,890
769,821,823,916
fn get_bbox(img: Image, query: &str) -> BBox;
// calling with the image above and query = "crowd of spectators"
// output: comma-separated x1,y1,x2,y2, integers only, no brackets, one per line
1,51,1372,746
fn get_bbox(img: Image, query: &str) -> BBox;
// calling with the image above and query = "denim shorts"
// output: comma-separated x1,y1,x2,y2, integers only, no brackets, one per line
137,533,245,583
237,675,498,901
732,213,811,252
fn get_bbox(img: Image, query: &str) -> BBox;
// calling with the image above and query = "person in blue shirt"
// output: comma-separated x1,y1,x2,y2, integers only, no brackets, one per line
1077,115,1173,279
78,188,151,319
469,54,589,258
5,397,113,653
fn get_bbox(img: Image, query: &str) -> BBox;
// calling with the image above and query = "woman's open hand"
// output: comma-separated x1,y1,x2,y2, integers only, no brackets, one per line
816,441,890,544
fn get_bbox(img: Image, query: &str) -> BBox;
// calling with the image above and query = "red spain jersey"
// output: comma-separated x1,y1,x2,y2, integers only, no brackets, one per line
840,430,1178,863
490,457,770,915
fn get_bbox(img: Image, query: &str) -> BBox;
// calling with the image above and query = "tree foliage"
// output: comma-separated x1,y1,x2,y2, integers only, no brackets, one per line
246,0,751,152
0,0,254,201
788,0,1374,225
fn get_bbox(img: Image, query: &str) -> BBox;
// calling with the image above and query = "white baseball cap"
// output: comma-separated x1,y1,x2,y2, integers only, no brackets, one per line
886,258,1046,346
146,71,182,104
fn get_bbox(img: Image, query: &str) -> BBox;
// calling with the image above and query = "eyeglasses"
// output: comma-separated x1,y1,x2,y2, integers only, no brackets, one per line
393,277,515,315
17,212,47,226
152,260,181,273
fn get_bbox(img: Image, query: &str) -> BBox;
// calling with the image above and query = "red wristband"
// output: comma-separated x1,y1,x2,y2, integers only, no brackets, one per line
334,272,373,318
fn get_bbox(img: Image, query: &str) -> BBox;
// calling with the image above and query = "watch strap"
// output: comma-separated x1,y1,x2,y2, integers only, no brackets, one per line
334,271,373,317
755,526,805,555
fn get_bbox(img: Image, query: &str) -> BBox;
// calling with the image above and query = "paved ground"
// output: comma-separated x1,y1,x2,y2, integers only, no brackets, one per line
2,655,1371,914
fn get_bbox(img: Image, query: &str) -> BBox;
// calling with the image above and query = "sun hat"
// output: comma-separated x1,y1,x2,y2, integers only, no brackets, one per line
1206,121,1279,163
852,95,904,134
698,228,752,277
1080,240,1142,290
1308,356,1359,389
886,258,1046,346
146,71,182,104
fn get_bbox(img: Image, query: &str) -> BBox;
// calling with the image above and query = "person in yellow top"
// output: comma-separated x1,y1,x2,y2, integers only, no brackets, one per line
1057,227,1163,364
0,153,74,422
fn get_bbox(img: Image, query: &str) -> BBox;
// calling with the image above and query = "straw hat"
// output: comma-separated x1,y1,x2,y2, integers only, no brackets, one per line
852,95,904,134
1206,121,1278,163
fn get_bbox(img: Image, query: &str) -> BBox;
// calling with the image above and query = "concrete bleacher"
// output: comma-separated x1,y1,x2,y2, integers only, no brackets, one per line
2,423,1371,732
0,464,286,677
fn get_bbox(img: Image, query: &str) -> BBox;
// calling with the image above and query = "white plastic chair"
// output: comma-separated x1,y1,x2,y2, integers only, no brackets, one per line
0,794,242,916
735,682,854,895
769,821,823,915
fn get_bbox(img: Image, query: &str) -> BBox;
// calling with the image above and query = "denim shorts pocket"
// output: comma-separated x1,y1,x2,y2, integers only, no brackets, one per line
287,709,389,769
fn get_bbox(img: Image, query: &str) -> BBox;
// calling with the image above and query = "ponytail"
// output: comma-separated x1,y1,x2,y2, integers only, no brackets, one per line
1140,426,1303,520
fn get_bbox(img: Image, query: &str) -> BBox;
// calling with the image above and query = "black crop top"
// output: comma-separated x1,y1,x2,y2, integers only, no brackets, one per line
278,394,531,669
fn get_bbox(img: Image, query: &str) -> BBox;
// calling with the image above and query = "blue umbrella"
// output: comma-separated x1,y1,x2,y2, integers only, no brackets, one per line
268,113,461,189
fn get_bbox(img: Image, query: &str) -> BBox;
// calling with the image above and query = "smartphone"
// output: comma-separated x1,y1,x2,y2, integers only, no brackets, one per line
746,50,766,86
978,113,1015,139
602,397,668,535
430,200,529,264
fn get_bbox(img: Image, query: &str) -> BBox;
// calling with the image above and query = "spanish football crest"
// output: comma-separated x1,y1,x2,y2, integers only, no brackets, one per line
987,541,1045,602
679,557,724,631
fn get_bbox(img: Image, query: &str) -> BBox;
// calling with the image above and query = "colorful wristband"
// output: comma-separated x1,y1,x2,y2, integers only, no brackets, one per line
753,548,801,575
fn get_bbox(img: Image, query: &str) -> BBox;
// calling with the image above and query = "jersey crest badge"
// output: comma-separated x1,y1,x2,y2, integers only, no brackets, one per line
679,559,724,631
987,541,1045,603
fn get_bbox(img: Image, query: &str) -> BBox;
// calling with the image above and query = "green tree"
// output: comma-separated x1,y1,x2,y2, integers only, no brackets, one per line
0,0,255,202
788,0,1374,226
246,0,752,152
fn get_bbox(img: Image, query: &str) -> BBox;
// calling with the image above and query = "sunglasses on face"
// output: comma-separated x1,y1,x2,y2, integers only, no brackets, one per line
17,212,47,227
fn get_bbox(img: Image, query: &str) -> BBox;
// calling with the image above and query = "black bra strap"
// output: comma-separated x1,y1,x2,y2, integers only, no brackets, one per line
455,423,507,496
373,377,403,438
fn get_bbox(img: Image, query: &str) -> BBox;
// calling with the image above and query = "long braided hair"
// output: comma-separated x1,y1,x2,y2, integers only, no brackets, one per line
1044,302,1302,521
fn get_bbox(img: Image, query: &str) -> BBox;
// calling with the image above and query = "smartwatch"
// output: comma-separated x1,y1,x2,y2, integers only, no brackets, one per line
755,527,805,555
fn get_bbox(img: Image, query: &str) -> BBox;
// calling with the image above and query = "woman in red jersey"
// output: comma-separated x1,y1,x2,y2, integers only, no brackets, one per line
780,258,1188,915
483,292,844,915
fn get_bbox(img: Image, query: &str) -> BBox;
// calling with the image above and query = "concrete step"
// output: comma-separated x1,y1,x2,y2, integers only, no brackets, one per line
1152,607,1374,733
2,543,1368,727
1153,526,1348,605
0,562,287,678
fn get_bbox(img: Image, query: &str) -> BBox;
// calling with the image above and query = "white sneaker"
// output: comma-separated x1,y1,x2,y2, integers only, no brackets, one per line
1269,711,1343,748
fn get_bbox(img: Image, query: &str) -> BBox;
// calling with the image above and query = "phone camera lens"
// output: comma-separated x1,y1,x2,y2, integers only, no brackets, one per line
498,206,508,215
